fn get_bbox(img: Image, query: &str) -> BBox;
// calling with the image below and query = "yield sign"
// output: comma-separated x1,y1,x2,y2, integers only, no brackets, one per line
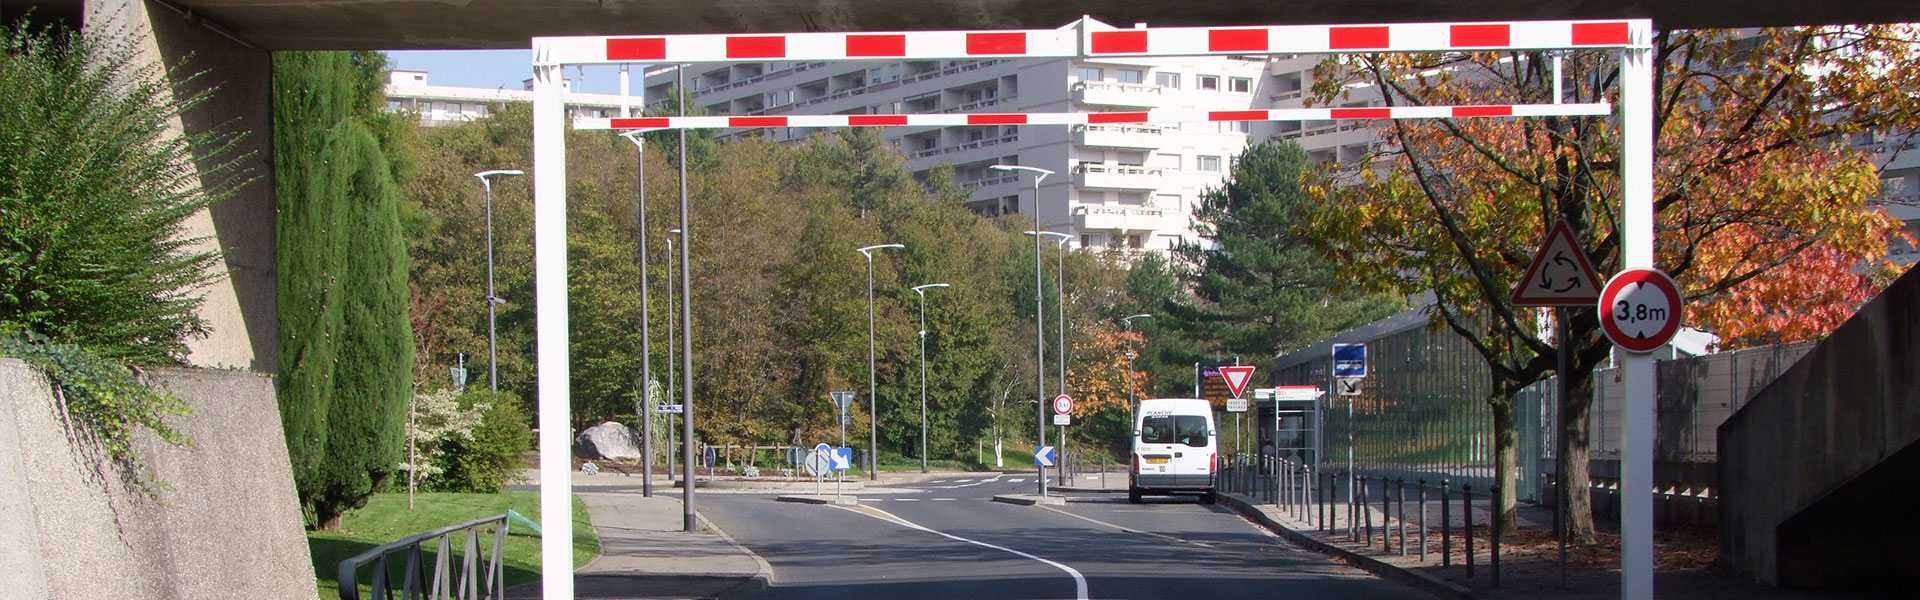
1511,220,1603,307
1219,366,1257,399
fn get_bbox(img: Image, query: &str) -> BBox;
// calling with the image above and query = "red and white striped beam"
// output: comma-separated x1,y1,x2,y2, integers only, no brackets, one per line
573,103,1612,131
534,19,1635,66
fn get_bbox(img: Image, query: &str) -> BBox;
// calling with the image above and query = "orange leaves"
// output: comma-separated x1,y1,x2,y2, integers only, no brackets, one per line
1067,323,1147,416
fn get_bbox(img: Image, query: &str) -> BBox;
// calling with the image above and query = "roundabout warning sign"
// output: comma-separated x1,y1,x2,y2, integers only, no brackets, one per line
1598,268,1683,354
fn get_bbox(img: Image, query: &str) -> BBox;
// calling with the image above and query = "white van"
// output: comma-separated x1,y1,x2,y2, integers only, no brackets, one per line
1128,398,1218,503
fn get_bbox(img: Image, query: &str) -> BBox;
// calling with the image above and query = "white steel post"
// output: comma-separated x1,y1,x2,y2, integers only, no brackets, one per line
1618,19,1656,600
530,57,574,600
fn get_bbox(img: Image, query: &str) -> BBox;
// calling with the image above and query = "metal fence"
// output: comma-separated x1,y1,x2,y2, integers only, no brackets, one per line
1271,306,1815,508
338,514,511,600
1271,309,1532,500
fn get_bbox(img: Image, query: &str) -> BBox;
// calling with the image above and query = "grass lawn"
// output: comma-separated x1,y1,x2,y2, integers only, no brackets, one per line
309,491,599,600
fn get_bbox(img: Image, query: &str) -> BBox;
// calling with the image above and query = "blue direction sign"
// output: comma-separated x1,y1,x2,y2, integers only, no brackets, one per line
1034,446,1056,467
1332,343,1367,378
830,447,853,471
657,404,685,414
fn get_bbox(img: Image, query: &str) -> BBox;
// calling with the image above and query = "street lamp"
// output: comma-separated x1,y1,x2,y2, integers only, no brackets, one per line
620,131,653,497
474,169,524,393
1121,314,1152,410
665,228,682,479
911,283,949,474
856,243,905,480
990,163,1054,496
1026,229,1070,486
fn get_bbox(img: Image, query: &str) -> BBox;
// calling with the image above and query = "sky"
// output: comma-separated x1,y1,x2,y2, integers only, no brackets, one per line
385,49,638,95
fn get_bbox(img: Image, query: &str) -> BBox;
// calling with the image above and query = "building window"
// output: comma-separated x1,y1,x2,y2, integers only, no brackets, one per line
1117,69,1144,84
1225,120,1250,133
1127,234,1144,249
1076,67,1104,82
1156,193,1183,211
387,99,404,111
1156,71,1181,88
1229,77,1253,93
471,103,488,117
1198,155,1222,172
1152,153,1182,170
1081,233,1106,247
1197,75,1220,91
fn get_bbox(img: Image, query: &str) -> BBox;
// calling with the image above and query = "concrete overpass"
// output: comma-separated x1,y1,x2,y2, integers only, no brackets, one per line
8,0,1916,370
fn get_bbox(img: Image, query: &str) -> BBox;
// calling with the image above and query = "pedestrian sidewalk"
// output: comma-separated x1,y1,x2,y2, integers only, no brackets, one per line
1217,490,1871,600
506,468,965,599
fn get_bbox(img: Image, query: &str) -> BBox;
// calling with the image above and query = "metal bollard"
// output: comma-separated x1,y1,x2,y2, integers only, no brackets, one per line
1380,476,1391,550
1492,483,1502,587
1304,466,1314,524
1418,479,1428,562
1362,476,1373,547
1397,477,1407,557
1465,483,1476,578
1441,480,1452,568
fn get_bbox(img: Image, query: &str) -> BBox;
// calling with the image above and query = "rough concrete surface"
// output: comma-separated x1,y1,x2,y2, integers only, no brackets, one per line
0,360,316,600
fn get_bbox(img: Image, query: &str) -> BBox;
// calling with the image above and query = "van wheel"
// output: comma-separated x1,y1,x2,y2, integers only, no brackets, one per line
1200,490,1218,504
1128,487,1142,503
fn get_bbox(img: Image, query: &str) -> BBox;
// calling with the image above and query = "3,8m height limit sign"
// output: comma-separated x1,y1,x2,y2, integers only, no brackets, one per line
529,17,1658,600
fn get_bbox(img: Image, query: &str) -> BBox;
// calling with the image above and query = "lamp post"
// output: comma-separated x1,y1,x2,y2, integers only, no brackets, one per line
619,131,653,497
856,243,905,480
1120,314,1152,410
665,228,681,478
990,164,1054,496
474,169,524,393
1026,230,1070,486
911,283,949,474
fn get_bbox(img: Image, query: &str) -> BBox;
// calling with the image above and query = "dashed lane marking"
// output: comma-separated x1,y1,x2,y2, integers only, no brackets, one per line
837,504,1089,600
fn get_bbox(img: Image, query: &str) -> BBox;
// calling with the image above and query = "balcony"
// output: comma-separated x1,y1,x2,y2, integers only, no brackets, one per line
1073,124,1163,149
1072,163,1163,191
1075,205,1169,231
1072,81,1163,108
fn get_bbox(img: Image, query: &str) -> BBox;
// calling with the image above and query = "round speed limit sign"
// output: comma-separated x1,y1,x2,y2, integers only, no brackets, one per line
1598,268,1683,353
1053,394,1073,415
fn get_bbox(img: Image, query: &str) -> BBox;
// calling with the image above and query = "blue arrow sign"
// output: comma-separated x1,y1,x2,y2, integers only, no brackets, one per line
814,442,832,455
1034,446,1055,467
830,447,853,471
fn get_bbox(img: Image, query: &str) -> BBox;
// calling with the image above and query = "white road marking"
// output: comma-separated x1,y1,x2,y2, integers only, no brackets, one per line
953,479,974,483
932,498,957,501
894,498,921,502
1007,478,1025,483
840,504,1089,600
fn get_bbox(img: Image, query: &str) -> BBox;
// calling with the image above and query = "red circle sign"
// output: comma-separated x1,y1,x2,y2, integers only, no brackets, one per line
1598,268,1683,353
1053,394,1073,415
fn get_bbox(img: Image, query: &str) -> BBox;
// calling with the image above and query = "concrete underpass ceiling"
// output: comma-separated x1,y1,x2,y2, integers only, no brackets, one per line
47,0,1920,51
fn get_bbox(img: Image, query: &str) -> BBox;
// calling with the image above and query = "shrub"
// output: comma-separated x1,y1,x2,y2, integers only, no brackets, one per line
427,389,533,493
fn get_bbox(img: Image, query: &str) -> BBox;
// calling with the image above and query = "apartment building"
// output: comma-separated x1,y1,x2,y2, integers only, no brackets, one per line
383,70,636,127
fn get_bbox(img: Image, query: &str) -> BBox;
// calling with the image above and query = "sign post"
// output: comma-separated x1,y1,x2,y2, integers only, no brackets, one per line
806,443,832,496
1330,343,1365,532
829,391,855,447
1510,220,1602,586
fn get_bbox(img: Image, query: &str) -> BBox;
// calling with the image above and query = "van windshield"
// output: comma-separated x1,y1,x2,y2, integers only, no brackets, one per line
1141,415,1209,447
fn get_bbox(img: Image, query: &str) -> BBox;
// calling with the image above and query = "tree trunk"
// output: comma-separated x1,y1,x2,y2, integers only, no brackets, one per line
1490,392,1519,536
1562,369,1598,543
317,510,343,531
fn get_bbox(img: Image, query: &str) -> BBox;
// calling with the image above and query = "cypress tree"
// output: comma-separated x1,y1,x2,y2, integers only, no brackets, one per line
273,51,412,529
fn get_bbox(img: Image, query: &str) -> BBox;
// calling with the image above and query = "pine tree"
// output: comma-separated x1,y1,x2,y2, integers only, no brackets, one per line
1176,141,1402,360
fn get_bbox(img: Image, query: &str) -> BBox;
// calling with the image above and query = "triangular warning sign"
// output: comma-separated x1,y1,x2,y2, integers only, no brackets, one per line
1219,366,1257,399
1510,220,1603,307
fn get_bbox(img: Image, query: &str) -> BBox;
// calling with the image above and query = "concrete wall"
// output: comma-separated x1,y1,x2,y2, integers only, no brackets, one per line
1718,265,1920,587
84,0,278,372
0,359,316,600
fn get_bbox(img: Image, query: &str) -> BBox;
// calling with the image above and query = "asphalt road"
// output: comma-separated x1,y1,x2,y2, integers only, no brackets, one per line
698,472,1434,599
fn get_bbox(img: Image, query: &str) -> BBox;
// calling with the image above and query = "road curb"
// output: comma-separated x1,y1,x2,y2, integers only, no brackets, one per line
1219,494,1477,600
1054,486,1125,493
699,510,776,600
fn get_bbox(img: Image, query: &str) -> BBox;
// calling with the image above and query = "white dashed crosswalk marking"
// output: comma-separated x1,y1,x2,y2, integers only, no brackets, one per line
1007,478,1025,483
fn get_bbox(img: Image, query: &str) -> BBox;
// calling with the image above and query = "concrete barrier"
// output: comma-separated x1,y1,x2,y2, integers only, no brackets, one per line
0,359,316,600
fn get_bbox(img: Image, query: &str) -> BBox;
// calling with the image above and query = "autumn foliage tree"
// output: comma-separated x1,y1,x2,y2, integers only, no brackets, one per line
1305,26,1917,539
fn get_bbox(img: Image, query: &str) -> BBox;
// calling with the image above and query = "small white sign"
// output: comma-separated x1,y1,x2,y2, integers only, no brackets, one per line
1337,377,1363,396
1226,398,1250,412
1053,414,1071,426
657,404,684,414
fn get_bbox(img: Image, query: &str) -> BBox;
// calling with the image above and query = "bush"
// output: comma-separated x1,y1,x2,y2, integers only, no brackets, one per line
426,389,532,493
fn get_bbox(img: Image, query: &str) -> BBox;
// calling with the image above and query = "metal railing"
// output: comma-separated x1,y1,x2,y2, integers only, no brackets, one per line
1220,454,1503,586
338,514,513,600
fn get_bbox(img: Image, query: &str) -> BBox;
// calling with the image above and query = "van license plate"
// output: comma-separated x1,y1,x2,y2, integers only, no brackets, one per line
1146,457,1169,464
